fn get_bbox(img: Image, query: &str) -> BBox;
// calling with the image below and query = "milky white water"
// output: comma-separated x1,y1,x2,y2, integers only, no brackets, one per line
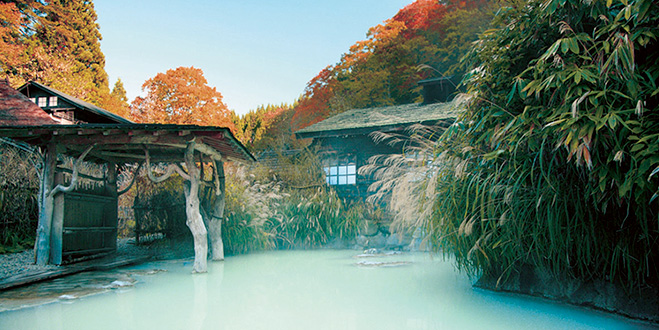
0,250,655,329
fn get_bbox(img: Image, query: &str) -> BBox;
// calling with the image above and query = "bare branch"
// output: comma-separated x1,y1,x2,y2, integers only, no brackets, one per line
118,163,143,195
49,144,95,196
174,163,191,181
144,148,177,183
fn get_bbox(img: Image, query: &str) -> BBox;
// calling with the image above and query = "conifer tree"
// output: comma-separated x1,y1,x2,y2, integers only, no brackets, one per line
111,78,128,103
1,0,112,109
100,78,130,118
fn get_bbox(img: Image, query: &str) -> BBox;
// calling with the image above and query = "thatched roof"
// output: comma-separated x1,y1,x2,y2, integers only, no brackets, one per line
0,80,58,126
295,100,462,139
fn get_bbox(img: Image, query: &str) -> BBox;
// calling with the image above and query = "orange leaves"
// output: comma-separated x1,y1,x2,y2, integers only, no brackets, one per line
290,0,494,130
0,2,25,71
130,66,235,132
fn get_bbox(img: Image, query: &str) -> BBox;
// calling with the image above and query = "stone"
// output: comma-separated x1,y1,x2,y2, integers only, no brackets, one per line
475,265,659,324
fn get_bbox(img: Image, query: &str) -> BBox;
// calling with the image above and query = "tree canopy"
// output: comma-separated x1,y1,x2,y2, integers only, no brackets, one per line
130,66,235,131
431,0,659,289
0,0,126,116
291,0,496,130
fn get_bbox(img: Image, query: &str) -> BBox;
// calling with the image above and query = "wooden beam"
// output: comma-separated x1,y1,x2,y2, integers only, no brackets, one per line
97,151,147,160
49,144,94,197
56,166,105,182
194,141,223,161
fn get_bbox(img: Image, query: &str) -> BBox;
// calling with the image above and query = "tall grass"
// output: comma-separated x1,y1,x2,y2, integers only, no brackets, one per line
360,124,446,237
429,122,659,289
361,99,658,290
432,0,659,291
0,143,40,253
222,149,369,255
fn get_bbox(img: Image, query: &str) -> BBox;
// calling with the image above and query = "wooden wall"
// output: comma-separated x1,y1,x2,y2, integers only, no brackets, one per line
313,134,400,202
50,164,118,264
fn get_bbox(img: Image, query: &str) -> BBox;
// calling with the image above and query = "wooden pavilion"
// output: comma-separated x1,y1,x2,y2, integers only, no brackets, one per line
0,80,254,273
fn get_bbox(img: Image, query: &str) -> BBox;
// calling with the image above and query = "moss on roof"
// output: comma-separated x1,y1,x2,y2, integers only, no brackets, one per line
295,100,462,138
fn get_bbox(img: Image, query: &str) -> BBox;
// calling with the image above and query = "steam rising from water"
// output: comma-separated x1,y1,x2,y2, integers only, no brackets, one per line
0,250,654,329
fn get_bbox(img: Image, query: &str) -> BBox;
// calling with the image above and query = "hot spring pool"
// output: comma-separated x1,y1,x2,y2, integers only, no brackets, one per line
0,250,655,329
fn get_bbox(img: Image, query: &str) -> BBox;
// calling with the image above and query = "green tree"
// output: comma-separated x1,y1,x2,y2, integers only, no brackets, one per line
233,103,296,151
1,0,113,109
291,0,496,130
432,0,659,289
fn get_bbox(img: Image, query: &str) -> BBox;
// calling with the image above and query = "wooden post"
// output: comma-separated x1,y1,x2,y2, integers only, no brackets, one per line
208,160,225,261
106,162,118,197
50,170,64,265
134,194,141,245
35,142,57,266
183,142,208,273
106,162,118,251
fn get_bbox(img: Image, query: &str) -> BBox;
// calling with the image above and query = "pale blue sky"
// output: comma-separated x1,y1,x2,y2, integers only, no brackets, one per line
95,0,412,115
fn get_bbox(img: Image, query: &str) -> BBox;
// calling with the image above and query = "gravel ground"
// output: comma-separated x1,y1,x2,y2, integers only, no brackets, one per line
0,236,195,280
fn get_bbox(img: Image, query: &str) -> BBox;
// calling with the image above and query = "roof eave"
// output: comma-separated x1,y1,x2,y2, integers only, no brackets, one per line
18,82,134,124
295,118,455,139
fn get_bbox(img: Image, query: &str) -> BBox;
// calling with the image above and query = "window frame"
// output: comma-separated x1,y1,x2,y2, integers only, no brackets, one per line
323,154,357,186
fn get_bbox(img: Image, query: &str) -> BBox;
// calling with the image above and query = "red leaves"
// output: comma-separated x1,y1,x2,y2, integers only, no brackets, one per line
290,0,494,130
392,0,446,33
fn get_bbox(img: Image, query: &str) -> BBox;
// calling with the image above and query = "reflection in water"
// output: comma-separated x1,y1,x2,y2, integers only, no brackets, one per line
0,269,159,312
191,268,207,330
0,251,655,330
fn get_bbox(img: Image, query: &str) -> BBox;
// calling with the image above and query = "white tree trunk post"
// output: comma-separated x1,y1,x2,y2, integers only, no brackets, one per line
208,160,225,261
183,142,208,273
37,144,94,265
35,143,57,266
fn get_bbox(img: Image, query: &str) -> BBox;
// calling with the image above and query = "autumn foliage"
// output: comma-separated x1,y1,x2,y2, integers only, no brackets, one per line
130,66,235,131
291,0,496,130
0,0,128,117
0,3,23,71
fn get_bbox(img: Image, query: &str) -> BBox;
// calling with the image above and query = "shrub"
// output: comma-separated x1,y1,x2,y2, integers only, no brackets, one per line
431,0,659,289
0,143,40,253
222,149,368,254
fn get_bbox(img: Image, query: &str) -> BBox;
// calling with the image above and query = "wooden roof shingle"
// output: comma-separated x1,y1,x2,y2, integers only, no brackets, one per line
18,81,133,124
0,80,58,126
295,100,462,139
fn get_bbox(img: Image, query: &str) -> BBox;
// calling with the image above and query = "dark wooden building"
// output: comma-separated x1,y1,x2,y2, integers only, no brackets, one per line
294,77,462,201
18,81,132,124
0,80,58,126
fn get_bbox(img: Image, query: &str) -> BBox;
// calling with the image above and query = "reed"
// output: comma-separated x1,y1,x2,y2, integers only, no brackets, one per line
0,144,40,253
222,150,368,254
423,0,659,290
